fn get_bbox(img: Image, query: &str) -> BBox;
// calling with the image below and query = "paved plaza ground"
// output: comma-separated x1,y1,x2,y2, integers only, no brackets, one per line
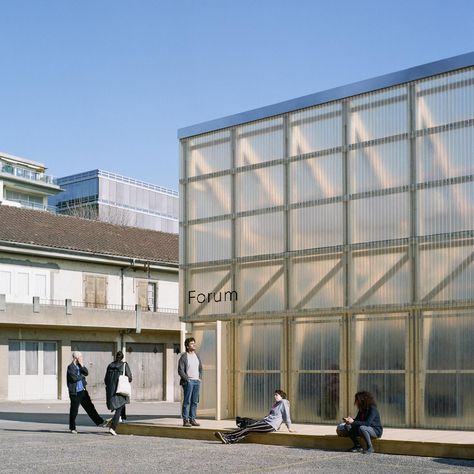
0,401,473,473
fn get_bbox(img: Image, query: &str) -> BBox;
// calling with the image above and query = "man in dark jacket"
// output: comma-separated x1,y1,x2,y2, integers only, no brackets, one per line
67,351,107,433
178,337,202,427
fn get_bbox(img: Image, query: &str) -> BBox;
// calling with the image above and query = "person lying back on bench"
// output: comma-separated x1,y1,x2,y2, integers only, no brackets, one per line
214,389,296,444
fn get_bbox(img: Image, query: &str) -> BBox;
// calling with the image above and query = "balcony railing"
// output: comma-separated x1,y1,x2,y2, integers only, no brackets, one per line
1,163,57,185
4,198,57,213
39,298,178,313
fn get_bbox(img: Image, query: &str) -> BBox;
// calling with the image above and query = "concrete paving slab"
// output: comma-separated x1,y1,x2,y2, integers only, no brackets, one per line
1,401,473,460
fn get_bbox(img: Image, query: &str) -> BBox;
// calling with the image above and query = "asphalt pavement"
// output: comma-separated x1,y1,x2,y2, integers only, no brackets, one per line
0,401,473,473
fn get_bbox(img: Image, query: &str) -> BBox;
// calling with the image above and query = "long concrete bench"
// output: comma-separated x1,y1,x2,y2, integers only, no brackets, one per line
117,421,474,460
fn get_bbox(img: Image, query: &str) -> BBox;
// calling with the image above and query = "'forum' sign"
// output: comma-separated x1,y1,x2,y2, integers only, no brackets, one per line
188,290,238,304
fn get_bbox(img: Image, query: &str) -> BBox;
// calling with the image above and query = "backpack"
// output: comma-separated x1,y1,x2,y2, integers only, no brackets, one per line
235,416,258,429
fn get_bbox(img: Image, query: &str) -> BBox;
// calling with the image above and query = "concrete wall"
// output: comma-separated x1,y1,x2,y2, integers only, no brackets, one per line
0,324,182,401
0,251,178,310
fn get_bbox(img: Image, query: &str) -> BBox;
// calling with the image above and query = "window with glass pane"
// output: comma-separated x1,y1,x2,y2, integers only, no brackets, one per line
9,341,20,375
25,342,39,375
43,342,57,375
147,283,157,312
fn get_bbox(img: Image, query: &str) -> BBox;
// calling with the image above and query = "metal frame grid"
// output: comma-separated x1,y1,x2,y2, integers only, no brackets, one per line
179,55,474,428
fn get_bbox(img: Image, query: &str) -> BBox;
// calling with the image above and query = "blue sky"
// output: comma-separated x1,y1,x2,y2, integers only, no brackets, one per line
1,0,473,191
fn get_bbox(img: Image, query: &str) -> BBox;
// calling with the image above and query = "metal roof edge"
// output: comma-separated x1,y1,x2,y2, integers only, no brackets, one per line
178,51,474,139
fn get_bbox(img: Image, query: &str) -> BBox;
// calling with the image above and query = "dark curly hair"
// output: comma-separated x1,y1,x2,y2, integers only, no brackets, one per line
354,391,376,410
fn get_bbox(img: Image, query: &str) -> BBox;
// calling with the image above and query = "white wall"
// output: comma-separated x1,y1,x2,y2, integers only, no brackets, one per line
0,264,50,303
158,280,179,310
51,268,82,302
0,259,178,311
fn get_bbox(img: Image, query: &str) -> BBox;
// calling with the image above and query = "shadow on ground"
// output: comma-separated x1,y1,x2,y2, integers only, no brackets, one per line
433,458,474,468
0,412,177,425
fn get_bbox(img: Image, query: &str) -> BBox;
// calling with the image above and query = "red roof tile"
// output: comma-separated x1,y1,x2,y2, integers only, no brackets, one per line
0,205,178,264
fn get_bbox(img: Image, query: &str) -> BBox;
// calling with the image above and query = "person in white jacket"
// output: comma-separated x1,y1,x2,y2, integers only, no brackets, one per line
214,389,296,444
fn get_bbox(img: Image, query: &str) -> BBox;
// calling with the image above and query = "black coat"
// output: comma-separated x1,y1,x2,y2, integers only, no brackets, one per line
104,361,132,411
352,405,383,437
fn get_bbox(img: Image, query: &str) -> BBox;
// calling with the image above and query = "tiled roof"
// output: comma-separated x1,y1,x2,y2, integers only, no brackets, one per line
0,205,178,264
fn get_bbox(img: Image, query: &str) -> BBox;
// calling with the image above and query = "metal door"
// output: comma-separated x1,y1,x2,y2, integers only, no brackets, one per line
125,343,164,400
71,341,115,400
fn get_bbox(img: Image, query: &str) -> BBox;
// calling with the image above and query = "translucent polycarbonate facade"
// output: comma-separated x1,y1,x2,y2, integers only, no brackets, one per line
190,324,217,417
180,59,474,429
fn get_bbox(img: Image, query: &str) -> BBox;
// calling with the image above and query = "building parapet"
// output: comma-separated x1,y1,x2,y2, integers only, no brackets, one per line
0,297,180,332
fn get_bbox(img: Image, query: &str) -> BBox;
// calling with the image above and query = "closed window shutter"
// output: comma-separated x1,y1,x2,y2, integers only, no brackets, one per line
95,276,107,308
137,281,148,310
84,275,96,308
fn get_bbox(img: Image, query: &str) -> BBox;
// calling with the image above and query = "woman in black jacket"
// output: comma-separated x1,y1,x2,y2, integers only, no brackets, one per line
337,391,383,454
104,351,132,435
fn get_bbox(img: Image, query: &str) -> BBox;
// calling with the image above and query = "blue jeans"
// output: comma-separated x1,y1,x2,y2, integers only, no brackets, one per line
182,379,200,421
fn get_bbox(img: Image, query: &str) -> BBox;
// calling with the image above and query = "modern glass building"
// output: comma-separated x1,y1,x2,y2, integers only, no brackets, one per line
178,52,474,429
50,169,179,233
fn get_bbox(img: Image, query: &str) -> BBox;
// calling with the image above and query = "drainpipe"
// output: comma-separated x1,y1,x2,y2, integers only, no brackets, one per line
121,268,124,310
120,259,136,310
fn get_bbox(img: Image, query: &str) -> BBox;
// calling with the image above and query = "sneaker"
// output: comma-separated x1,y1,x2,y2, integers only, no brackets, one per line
183,420,192,427
101,418,112,428
190,419,200,426
109,428,117,436
70,429,78,434
347,446,363,453
214,432,228,444
363,447,374,454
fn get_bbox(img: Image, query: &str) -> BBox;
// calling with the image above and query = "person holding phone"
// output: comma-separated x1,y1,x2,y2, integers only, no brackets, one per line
336,391,383,454
67,351,108,433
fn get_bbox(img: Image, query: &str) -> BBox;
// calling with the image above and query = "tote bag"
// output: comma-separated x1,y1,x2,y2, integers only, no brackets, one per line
116,362,131,397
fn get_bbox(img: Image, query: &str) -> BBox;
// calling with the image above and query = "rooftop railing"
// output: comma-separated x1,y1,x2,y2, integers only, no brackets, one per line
1,162,57,185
